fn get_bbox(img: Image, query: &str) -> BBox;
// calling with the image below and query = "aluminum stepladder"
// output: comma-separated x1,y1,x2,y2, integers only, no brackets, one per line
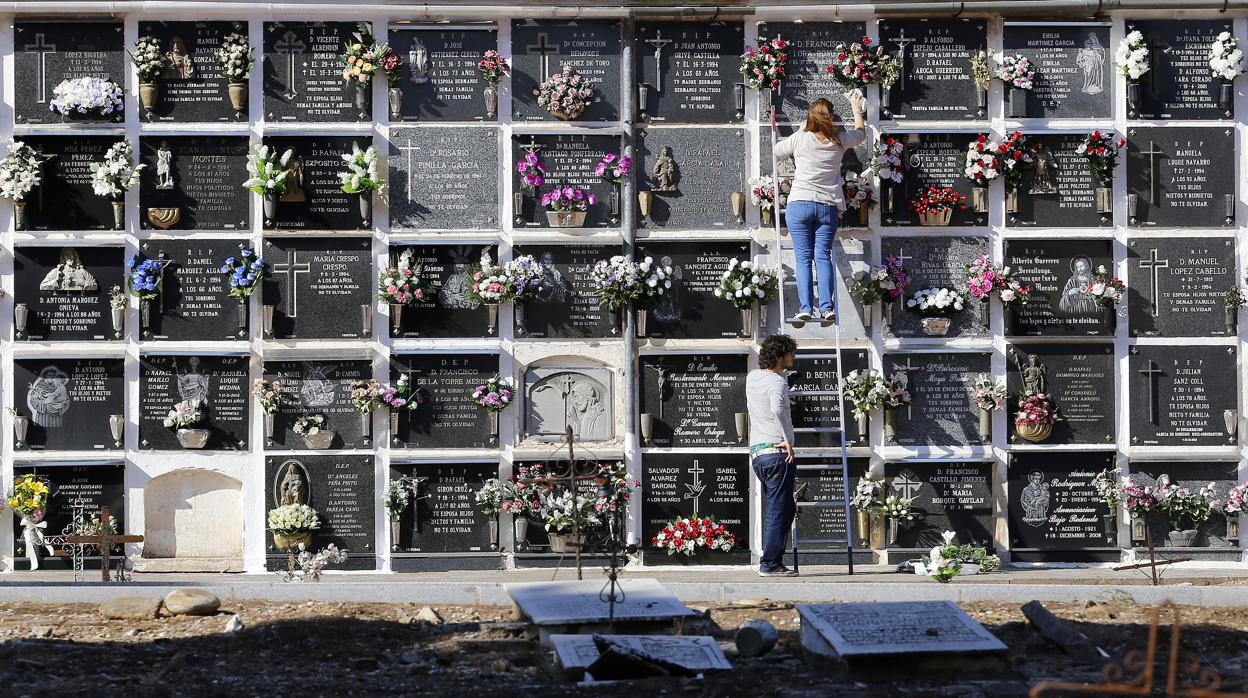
767,100,855,575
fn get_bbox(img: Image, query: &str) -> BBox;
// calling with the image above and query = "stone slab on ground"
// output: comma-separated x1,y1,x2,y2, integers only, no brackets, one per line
798,601,1007,676
551,634,731,679
99,597,163,620
505,578,697,626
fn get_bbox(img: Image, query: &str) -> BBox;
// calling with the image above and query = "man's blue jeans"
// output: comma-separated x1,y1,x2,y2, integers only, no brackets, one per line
752,451,795,571
786,200,840,314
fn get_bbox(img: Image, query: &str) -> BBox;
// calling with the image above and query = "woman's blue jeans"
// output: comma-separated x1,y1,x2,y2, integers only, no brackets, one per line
786,200,840,314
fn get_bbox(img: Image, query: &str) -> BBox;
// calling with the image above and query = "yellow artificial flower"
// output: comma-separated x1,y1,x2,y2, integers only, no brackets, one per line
351,43,361,51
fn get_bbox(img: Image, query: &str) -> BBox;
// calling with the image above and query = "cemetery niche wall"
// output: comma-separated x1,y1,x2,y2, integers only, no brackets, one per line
0,5,1246,575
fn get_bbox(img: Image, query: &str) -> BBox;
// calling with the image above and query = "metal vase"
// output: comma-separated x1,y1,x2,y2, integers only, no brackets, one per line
489,519,499,550
15,303,28,338
514,303,527,336
360,304,372,336
111,200,125,230
262,192,277,225
1008,87,1026,118
1102,305,1117,332
391,519,402,552
227,82,247,114
730,191,745,224
264,412,276,441
353,82,368,118
862,303,872,328
139,299,152,336
109,414,124,447
636,308,647,338
609,187,620,225
978,408,993,444
389,303,404,335
740,305,754,337
854,510,872,547
734,411,748,444
1220,80,1234,116
971,186,988,213
856,413,868,441
1226,306,1238,333
888,516,899,545
360,411,372,442
262,304,275,337
486,303,499,334
883,408,899,443
1006,188,1020,214
14,415,30,450
358,193,372,227
1095,187,1112,214
484,84,498,118
388,87,403,120
638,190,654,223
1223,408,1238,437
237,299,248,337
513,516,529,550
975,87,988,117
640,412,653,445
488,410,499,442
110,306,124,339
13,201,27,230
390,410,402,445
1127,82,1140,116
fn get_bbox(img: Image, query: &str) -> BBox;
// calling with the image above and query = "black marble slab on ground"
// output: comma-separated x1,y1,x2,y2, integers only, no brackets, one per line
1128,345,1238,447
262,135,373,231
885,460,994,550
137,239,252,342
881,132,987,227
262,360,373,450
265,454,376,570
392,353,500,449
637,21,744,124
636,127,745,230
641,452,749,564
14,21,125,124
138,355,249,451
388,244,496,339
389,126,499,231
1126,126,1235,229
879,19,985,121
633,240,749,339
12,462,125,570
880,236,989,339
884,352,991,447
137,21,247,122
1006,344,1115,445
138,136,250,231
14,358,125,451
388,26,497,122
1127,237,1236,338
263,21,367,122
1008,451,1118,562
638,353,748,448
16,136,118,231
1001,23,1112,119
511,19,621,122
1126,19,1234,120
261,237,373,340
13,245,123,342
390,461,500,553
1004,238,1114,338
788,349,869,447
512,244,620,339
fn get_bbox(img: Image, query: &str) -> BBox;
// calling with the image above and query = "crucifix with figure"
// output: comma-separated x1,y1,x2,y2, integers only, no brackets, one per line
1138,248,1170,318
274,30,307,99
890,356,921,420
1138,359,1164,424
526,32,559,79
1140,140,1164,206
887,26,917,91
63,506,144,583
270,248,312,318
23,32,57,104
645,29,673,92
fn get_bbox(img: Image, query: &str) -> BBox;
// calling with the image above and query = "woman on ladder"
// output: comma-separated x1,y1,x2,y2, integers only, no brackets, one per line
771,93,866,327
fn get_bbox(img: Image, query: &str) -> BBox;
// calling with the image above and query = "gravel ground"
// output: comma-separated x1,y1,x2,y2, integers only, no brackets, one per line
0,599,1246,697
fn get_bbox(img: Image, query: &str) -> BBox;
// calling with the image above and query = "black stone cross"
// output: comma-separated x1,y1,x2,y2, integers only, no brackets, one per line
270,249,311,317
1138,360,1164,424
645,29,673,92
526,32,559,79
23,32,57,104
887,26,917,91
1140,140,1164,206
274,30,307,99
1138,247,1170,318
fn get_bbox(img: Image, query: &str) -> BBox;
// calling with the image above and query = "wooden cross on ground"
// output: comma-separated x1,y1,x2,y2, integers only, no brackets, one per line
63,506,144,582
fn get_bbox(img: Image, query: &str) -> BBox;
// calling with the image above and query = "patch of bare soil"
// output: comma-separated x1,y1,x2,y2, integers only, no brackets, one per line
0,600,1245,697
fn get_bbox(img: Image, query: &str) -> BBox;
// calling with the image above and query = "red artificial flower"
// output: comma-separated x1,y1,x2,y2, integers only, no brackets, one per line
862,36,872,45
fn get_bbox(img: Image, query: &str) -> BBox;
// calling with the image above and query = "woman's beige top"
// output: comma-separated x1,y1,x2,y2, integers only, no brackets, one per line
772,128,867,210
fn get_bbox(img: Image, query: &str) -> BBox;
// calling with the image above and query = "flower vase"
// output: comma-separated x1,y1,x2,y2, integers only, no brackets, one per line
853,510,871,547
359,411,372,442
388,87,403,120
139,299,153,337
740,305,754,337
272,531,311,552
636,308,647,337
978,408,992,443
488,410,499,442
513,516,529,550
13,201,27,230
549,110,574,121
20,515,45,570
486,303,499,334
109,414,124,447
546,210,587,228
971,186,988,213
227,83,248,115
176,428,210,449
887,516,900,545
1102,305,1117,332
489,518,499,550
1219,80,1234,115
1104,513,1117,539
237,299,248,337
975,87,988,117
111,200,125,230
514,303,527,336
264,413,276,441
1015,420,1053,443
1008,87,1026,118
262,192,277,225
549,533,585,553
484,84,498,119
883,408,899,443
920,316,951,336
14,414,30,449
110,305,124,339
353,82,369,117
1096,187,1112,214
302,430,335,450
1226,306,1238,333
855,413,868,442
358,193,372,227
1127,82,1140,116
857,205,869,226
262,304,275,337
389,303,404,335
1006,188,1021,214
761,207,773,227
390,519,402,552
918,208,951,226
390,410,402,445
1166,529,1198,547
138,83,159,115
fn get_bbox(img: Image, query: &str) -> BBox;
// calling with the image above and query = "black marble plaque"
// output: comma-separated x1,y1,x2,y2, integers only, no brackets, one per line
638,354,747,448
880,236,989,339
886,461,994,550
788,458,870,550
1128,237,1237,338
14,22,125,124
1008,452,1117,560
634,241,749,338
1127,126,1235,229
1001,23,1112,119
755,21,867,124
265,454,375,570
1128,345,1238,447
12,462,125,569
263,21,367,122
641,452,748,551
1007,344,1115,445
261,237,372,340
512,19,621,122
137,239,252,341
760,123,870,182
263,136,372,231
137,21,247,122
882,132,986,227
789,349,869,448
1005,239,1114,337
13,246,124,342
393,354,500,449
512,133,619,228
1009,132,1109,228
14,359,124,451
1128,20,1234,120
388,245,496,339
389,126,498,231
512,244,620,339
637,22,743,123
636,127,745,229
885,352,991,447
1129,463,1239,553
16,136,117,231
879,19,985,121
262,360,373,450
138,355,249,450
138,136,249,231
392,462,499,553
389,26,497,122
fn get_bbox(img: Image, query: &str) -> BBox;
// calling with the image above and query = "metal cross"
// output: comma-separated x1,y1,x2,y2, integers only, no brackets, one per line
893,247,913,269
1145,31,1169,98
23,32,57,103
274,30,307,99
645,29,674,92
1138,359,1164,424
409,476,430,534
517,134,547,156
887,26,917,91
649,363,668,418
1138,248,1170,318
270,248,311,318
1140,140,1164,206
684,459,704,514
396,138,422,203
890,356,921,420
526,32,559,79
64,506,144,583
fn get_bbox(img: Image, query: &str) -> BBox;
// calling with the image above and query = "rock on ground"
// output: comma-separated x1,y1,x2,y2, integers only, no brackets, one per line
99,597,163,620
163,589,221,617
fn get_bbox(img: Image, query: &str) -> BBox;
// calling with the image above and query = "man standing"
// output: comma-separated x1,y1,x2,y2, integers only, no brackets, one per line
746,334,798,577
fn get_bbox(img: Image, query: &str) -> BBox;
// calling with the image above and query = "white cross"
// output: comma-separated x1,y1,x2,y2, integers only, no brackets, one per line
684,460,704,513
891,471,922,499
270,248,311,318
